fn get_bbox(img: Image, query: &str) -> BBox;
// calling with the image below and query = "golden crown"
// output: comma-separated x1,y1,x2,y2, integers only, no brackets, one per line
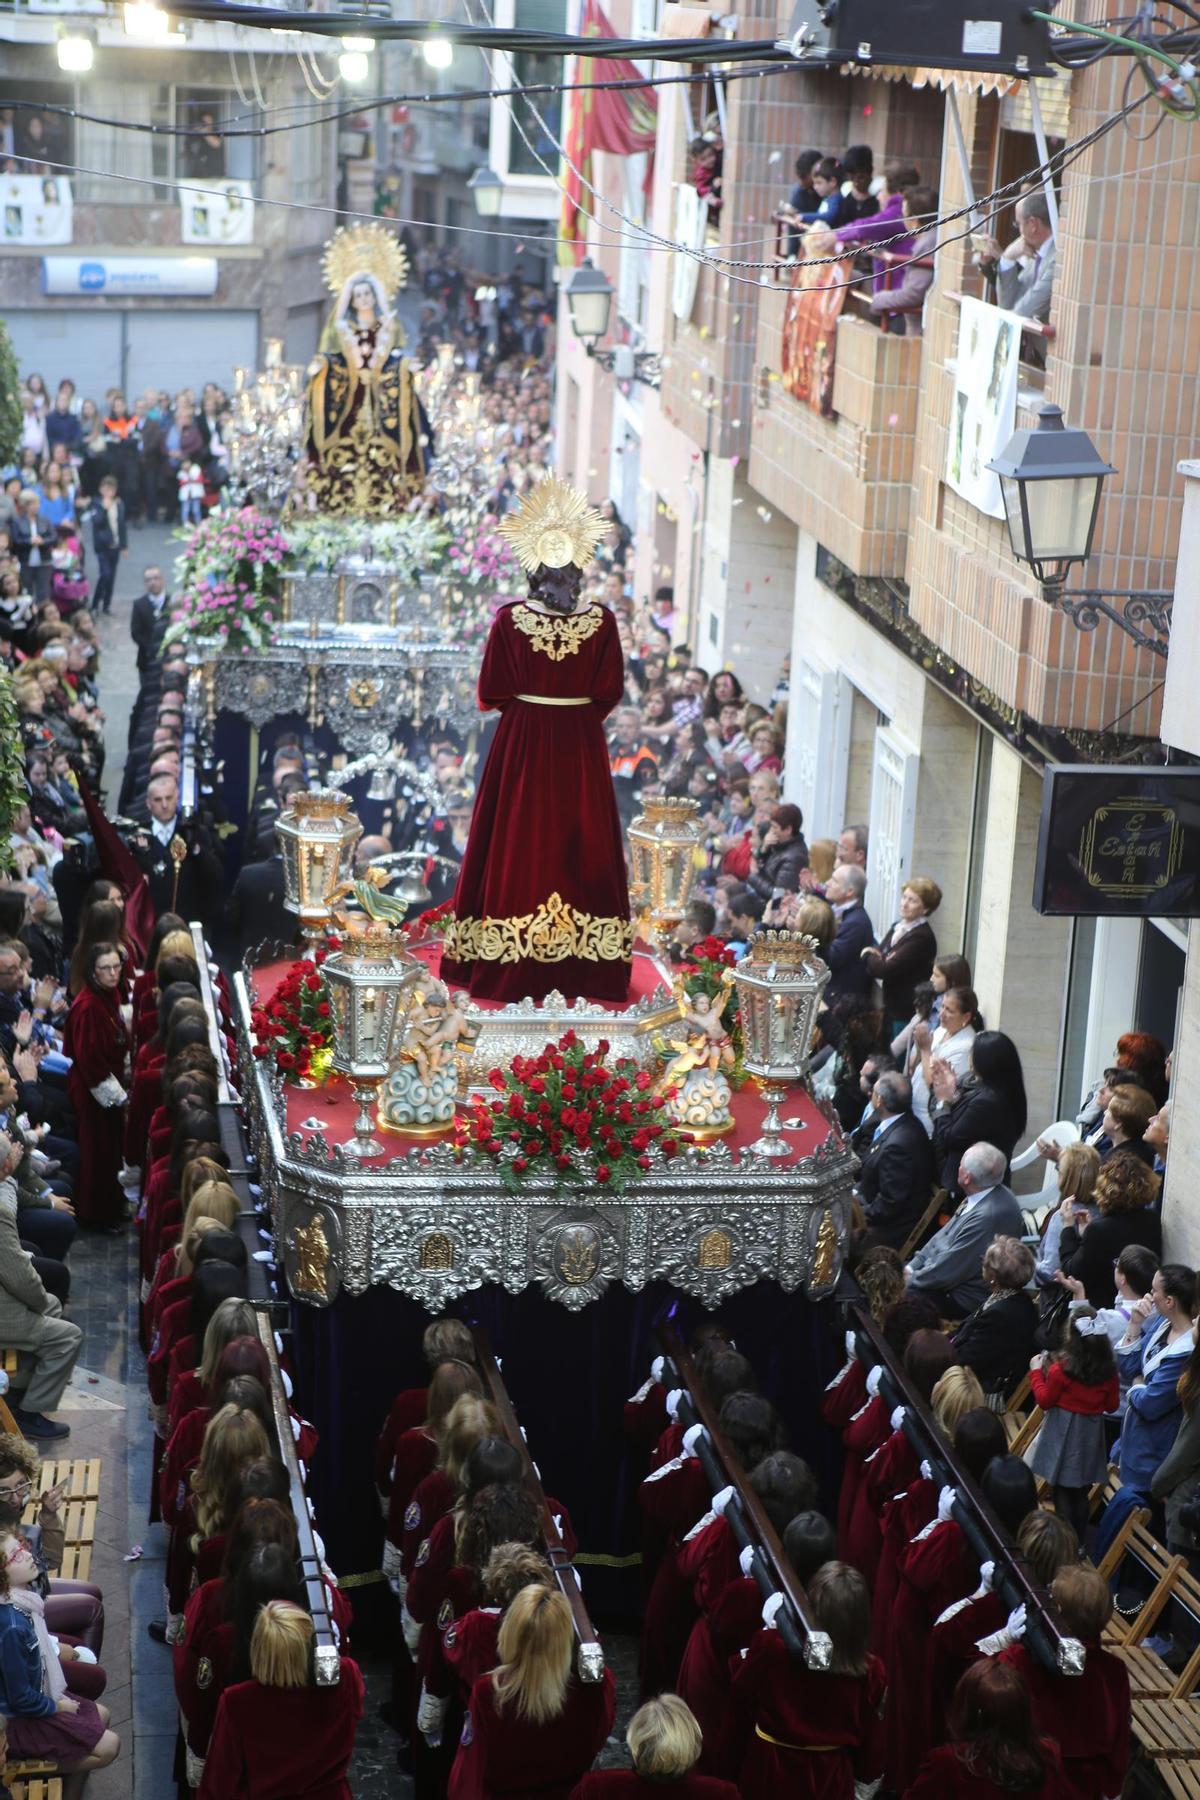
322,224,410,298
496,474,611,572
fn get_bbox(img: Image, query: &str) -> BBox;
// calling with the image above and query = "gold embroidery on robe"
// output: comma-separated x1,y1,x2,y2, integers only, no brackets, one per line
443,892,633,965
510,604,604,662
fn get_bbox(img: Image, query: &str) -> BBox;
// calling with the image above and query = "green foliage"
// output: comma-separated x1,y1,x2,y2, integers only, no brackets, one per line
0,669,27,873
0,319,20,471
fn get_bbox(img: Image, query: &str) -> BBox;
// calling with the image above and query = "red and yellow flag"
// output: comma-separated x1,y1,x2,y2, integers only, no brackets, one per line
558,0,658,267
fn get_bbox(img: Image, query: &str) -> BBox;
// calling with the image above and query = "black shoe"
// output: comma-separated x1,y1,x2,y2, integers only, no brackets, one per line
12,1409,69,1440
147,1619,168,1644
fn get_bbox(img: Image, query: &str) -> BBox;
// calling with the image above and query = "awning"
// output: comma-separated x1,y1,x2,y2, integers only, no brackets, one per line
840,62,1024,96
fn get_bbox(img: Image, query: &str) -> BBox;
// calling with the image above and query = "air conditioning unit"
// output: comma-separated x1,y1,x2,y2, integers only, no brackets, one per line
779,0,1057,76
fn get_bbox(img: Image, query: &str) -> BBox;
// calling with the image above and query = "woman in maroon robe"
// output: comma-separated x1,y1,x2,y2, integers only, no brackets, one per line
441,477,632,1005
64,940,128,1227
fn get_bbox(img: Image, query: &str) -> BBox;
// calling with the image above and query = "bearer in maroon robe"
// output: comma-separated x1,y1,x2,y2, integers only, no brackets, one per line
440,476,632,1005
64,940,129,1227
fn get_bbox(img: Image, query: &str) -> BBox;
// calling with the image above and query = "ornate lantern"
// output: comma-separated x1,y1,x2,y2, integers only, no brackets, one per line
628,797,702,950
733,931,830,1158
321,921,421,1160
276,790,363,948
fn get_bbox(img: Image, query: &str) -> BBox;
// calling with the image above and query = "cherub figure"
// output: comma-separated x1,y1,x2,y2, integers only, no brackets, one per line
664,970,736,1083
399,976,475,1082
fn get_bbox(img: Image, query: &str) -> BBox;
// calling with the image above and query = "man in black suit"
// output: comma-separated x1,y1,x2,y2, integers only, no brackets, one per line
224,851,292,964
823,863,876,1000
130,566,171,673
857,1071,935,1249
90,475,127,615
129,774,220,919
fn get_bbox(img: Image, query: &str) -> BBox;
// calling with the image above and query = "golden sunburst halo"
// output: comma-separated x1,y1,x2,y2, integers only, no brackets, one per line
322,223,410,298
496,474,611,572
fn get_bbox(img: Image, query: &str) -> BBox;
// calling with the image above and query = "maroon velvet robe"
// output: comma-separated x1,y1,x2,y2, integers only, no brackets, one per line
374,1386,429,1499
903,1739,1067,1798
999,1640,1131,1800
449,1667,616,1800
571,1776,739,1800
731,1629,887,1800
64,981,128,1226
198,1659,364,1798
440,601,632,1004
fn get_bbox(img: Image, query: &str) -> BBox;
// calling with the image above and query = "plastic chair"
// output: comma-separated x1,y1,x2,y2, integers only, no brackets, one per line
1011,1119,1080,1219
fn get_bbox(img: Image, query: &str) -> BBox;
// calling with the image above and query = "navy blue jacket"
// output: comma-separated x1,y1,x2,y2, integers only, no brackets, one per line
825,903,876,1000
0,1602,55,1719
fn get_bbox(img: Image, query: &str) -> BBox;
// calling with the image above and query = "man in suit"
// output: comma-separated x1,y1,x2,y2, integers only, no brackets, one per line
904,1141,1024,1318
857,1071,934,1250
90,474,127,615
823,863,876,1000
224,850,292,965
977,192,1056,323
130,774,220,919
130,565,171,673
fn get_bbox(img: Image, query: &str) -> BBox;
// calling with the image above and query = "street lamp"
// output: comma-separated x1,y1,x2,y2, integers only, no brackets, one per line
468,166,503,218
564,258,662,390
987,404,1172,658
57,27,95,70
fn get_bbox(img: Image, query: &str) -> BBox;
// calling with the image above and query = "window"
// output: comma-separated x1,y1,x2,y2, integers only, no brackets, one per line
0,81,75,173
71,83,260,202
509,0,565,178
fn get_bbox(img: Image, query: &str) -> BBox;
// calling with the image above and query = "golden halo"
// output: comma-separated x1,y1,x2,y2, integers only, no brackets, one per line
322,223,410,298
496,474,611,572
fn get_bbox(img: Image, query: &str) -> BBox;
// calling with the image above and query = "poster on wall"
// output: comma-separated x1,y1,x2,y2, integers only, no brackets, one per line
780,256,851,417
945,293,1021,519
179,181,255,246
1034,765,1200,917
2,174,72,246
671,182,708,322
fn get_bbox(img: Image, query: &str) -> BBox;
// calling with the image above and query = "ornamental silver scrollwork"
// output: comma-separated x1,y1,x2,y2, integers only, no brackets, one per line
369,1201,507,1309
213,659,309,730
532,1213,620,1311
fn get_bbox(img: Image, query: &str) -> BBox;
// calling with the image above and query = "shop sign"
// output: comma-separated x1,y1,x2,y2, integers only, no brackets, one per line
41,255,219,296
1034,765,1200,916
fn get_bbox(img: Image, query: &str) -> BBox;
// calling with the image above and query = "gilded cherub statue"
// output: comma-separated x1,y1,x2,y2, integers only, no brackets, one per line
379,972,476,1138
659,969,737,1138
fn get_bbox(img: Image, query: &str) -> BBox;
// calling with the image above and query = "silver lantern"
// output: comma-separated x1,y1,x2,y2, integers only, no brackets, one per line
276,790,363,949
321,920,421,1160
733,931,830,1158
628,797,702,950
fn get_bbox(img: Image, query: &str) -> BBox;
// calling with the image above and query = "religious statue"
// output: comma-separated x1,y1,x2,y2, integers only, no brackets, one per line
659,970,736,1137
439,476,633,1005
302,224,430,517
379,972,475,1136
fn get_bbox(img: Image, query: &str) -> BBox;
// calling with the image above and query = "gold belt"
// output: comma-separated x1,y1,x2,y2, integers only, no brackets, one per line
514,694,591,706
755,1725,839,1753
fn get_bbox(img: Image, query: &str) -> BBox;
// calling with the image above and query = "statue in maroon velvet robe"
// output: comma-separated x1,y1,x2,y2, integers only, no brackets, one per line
440,477,633,1006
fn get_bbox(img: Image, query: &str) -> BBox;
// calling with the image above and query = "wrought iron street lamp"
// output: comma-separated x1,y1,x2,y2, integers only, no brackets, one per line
987,405,1172,658
564,259,662,390
468,166,504,217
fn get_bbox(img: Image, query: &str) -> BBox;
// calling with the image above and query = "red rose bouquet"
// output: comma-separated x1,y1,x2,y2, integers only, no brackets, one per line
250,948,335,1083
465,1030,681,1193
411,898,456,940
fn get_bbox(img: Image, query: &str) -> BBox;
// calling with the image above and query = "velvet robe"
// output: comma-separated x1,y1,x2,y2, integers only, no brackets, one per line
198,1659,364,1799
440,601,632,1004
64,981,128,1226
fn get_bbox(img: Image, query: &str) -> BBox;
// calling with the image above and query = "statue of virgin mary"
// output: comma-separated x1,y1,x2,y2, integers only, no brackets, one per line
302,224,431,517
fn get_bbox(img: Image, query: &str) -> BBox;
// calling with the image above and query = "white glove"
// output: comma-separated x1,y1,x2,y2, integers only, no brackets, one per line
865,1365,883,1399
979,1560,995,1593
937,1486,957,1523
90,1076,127,1108
919,1459,933,1481
290,1416,301,1442
682,1422,706,1458
844,1329,857,1359
890,1405,906,1432
739,1543,756,1577
0,1371,8,1397
401,1604,422,1655
762,1592,785,1630
1006,1603,1027,1641
665,1387,683,1421
650,1355,665,1384
712,1484,735,1516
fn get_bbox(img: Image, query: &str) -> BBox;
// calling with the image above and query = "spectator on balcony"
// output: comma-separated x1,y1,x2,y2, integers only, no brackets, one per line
835,163,921,295
975,192,1056,324
824,864,875,1002
789,158,856,235
839,145,879,225
183,110,225,181
870,185,939,336
780,148,823,253
861,876,941,1035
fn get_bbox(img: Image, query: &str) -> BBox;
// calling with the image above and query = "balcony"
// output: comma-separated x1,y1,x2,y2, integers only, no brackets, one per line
748,269,922,579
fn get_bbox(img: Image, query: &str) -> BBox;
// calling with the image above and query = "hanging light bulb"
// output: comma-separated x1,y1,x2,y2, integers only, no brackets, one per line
422,33,453,69
124,1,170,38
339,35,374,83
57,28,95,70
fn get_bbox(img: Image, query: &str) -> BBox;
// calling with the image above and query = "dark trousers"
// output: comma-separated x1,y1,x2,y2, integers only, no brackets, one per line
19,1205,78,1262
142,453,166,523
92,550,119,613
23,1247,69,1302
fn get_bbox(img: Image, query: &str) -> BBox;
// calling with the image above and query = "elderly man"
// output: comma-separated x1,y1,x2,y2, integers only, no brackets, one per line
904,1141,1024,1317
857,1071,934,1250
976,192,1056,323
0,1133,81,1440
823,863,875,999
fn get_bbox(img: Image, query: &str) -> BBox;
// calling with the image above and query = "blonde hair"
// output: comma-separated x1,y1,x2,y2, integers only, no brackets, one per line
627,1694,703,1779
482,1543,552,1610
1056,1141,1100,1205
250,1599,313,1688
178,1216,227,1281
440,1395,502,1490
191,1403,271,1538
175,1184,239,1272
492,1583,573,1724
422,1317,476,1369
931,1365,985,1436
156,930,196,970
198,1299,260,1391
180,1157,230,1214
808,838,837,885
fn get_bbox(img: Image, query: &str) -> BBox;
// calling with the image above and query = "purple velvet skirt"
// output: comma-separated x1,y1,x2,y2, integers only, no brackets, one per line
7,1692,106,1761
